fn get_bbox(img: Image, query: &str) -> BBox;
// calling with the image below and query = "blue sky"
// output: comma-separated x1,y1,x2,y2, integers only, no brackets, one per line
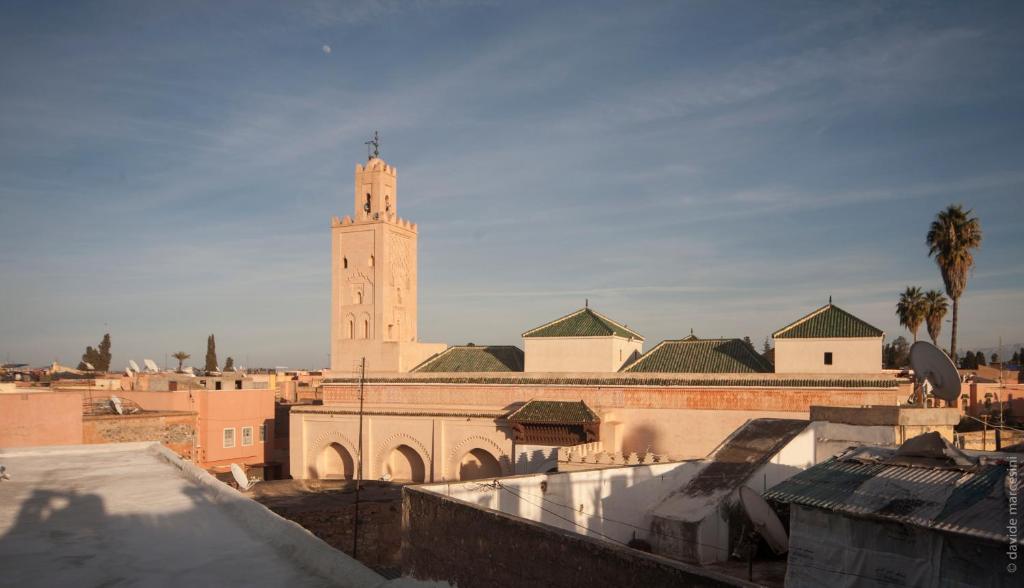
2,1,1022,369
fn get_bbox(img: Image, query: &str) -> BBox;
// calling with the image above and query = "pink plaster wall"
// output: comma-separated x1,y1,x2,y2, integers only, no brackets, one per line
0,390,83,448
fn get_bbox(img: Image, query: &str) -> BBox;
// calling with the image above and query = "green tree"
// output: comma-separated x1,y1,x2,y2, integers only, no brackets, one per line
923,290,948,346
172,351,190,372
77,333,112,371
224,356,235,371
926,204,982,359
896,287,927,341
884,336,910,369
975,351,986,367
991,352,999,365
762,336,772,354
205,334,218,372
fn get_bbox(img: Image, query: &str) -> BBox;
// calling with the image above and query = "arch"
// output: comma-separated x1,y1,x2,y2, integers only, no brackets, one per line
447,435,512,479
458,448,503,481
369,254,375,267
343,256,348,269
307,431,359,480
356,291,363,305
384,445,426,482
317,443,355,479
345,313,355,339
375,433,431,482
363,319,370,339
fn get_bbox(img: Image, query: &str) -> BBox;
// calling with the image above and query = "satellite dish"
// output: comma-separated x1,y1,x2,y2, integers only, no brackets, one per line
183,366,194,376
129,359,141,372
230,463,257,491
125,367,135,377
739,486,788,555
143,359,159,373
109,395,124,415
909,341,961,403
83,362,95,371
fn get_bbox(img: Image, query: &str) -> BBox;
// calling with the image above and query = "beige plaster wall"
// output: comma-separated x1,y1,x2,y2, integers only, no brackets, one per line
774,337,882,374
524,336,643,372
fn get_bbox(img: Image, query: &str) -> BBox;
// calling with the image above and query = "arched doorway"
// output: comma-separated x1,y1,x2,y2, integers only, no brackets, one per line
317,442,354,479
384,445,425,482
458,448,502,481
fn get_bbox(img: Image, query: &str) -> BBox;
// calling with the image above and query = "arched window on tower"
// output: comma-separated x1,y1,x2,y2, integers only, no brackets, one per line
385,195,391,213
343,257,348,269
388,324,394,339
369,255,374,267
355,291,363,305
346,319,354,339
363,319,370,339
364,193,371,214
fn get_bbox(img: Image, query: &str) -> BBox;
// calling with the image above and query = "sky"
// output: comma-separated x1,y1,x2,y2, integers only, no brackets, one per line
1,0,1023,370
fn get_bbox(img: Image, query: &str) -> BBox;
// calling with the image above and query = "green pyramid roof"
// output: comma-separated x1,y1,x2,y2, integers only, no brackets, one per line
522,308,643,340
412,345,524,373
623,337,773,373
773,304,884,339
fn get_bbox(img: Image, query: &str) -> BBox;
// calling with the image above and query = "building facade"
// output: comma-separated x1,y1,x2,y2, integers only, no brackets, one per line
772,303,884,374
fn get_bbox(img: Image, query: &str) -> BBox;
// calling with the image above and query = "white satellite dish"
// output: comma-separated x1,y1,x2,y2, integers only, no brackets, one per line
230,463,257,491
143,359,159,373
128,359,141,372
739,486,788,555
125,367,135,377
109,395,124,415
909,341,961,404
183,366,194,376
83,362,95,371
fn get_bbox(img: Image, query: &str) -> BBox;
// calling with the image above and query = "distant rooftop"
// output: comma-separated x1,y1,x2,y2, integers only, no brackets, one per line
0,443,384,587
522,307,643,340
773,303,884,339
623,336,773,373
412,345,524,373
506,400,599,425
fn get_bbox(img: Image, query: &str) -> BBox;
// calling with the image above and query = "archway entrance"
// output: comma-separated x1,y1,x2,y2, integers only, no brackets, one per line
317,442,354,479
458,448,502,481
384,445,426,482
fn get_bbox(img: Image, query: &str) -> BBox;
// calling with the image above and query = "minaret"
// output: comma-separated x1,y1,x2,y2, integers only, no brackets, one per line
330,139,445,373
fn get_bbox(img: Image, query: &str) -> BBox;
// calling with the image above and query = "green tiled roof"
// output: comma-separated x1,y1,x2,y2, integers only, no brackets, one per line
623,337,773,373
522,308,643,340
773,304,884,339
506,400,599,424
412,345,524,373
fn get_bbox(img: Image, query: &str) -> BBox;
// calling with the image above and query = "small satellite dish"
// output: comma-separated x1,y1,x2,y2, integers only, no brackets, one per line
109,395,124,415
125,367,135,377
143,359,159,373
129,359,141,372
910,341,961,403
739,486,788,555
83,362,95,371
183,366,194,376
230,463,257,491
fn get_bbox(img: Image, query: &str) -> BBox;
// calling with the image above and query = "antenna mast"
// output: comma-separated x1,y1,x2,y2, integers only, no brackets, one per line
364,131,380,160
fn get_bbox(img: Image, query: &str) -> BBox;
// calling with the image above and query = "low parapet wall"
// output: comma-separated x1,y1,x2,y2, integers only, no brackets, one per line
402,486,755,588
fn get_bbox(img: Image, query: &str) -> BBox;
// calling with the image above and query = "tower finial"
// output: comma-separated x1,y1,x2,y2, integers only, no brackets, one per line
365,130,380,160
585,298,588,308
829,295,832,305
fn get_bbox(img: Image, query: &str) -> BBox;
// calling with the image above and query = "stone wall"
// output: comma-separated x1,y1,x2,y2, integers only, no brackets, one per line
401,487,754,588
83,412,196,457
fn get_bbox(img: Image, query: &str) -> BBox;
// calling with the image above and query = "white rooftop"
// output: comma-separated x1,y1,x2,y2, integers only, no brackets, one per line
0,443,385,587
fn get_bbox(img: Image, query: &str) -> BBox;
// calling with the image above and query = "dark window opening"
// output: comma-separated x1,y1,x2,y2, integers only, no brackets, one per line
343,257,348,269
364,194,371,213
169,381,178,392
235,380,242,390
215,381,222,390
824,352,833,365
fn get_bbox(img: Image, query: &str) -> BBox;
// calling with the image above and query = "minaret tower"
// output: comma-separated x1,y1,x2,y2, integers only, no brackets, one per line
330,135,446,373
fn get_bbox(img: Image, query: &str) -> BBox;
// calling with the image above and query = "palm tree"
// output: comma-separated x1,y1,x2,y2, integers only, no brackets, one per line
926,204,982,359
171,351,190,373
896,286,926,341
923,289,948,346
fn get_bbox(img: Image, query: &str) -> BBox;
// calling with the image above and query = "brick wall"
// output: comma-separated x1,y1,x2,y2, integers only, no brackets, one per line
402,488,752,588
83,412,196,457
264,500,401,570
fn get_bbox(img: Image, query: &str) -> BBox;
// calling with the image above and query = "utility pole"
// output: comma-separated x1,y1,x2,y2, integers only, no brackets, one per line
352,357,365,560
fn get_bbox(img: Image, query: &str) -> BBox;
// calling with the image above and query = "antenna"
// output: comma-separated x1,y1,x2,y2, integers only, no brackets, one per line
230,463,257,491
143,359,159,373
109,395,124,415
738,486,789,576
129,359,141,373
909,341,961,405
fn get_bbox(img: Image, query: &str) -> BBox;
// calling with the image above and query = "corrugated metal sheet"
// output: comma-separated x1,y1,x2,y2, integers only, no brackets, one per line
766,455,1017,544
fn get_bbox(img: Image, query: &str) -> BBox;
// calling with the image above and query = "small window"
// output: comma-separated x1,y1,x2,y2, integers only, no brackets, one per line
364,194,371,213
356,291,363,304
385,195,391,212
343,257,348,269
223,428,236,448
234,380,242,390
215,381,222,390
169,381,178,392
369,254,374,267
363,319,370,339
259,424,266,443
824,352,833,365
347,319,354,338
242,426,253,446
